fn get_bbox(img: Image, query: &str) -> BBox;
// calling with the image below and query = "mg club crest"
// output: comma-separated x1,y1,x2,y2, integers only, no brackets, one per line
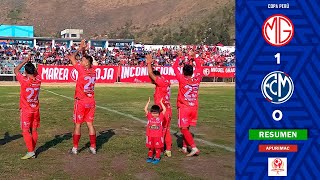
261,71,294,104
203,68,210,76
262,14,294,47
71,68,78,81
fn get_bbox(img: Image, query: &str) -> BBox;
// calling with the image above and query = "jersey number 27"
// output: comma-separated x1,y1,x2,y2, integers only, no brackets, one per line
26,87,40,102
84,76,96,93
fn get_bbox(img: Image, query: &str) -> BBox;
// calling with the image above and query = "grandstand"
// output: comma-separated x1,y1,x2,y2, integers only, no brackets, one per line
0,25,235,82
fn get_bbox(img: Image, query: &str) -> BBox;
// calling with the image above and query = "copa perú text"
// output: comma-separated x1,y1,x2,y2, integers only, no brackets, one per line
268,3,289,9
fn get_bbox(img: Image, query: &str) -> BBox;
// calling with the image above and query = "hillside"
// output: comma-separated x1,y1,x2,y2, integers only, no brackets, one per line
0,0,234,44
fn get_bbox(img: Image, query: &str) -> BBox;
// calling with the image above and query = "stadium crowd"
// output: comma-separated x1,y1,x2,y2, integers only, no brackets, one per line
0,40,235,74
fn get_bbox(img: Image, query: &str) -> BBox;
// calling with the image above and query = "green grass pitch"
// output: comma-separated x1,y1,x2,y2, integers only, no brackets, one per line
0,85,234,179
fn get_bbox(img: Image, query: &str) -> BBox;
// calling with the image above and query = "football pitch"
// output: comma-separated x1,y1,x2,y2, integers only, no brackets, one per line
0,84,235,180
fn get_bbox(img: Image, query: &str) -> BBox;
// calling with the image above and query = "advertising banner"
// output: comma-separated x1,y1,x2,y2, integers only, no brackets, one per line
37,65,235,83
120,66,235,83
38,65,118,83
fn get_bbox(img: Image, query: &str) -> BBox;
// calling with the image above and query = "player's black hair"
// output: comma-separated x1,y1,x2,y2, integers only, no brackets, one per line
150,105,161,113
153,70,161,76
24,62,36,75
84,55,93,65
183,64,193,76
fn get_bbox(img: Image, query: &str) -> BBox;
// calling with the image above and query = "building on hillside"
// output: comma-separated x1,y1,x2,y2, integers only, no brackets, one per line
0,36,134,49
61,29,83,39
0,25,134,48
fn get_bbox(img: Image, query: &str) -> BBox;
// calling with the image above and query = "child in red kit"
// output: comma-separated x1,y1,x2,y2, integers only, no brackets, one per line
144,97,166,165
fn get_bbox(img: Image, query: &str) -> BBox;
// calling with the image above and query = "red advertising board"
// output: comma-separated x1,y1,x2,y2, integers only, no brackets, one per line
202,67,236,78
119,66,235,83
119,66,183,83
37,65,235,83
37,65,118,83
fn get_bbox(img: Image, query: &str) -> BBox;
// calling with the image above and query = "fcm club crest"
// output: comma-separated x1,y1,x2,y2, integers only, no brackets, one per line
261,71,294,104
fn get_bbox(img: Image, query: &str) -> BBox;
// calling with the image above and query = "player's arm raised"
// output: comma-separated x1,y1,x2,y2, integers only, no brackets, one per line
188,50,201,75
160,98,166,115
69,39,86,66
173,51,183,80
144,97,151,115
14,54,31,75
193,52,203,77
146,54,157,81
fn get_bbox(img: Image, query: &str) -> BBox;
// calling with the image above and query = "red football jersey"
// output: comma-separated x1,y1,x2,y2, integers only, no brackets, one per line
146,113,164,137
173,57,203,108
154,76,171,108
74,64,96,101
17,73,41,112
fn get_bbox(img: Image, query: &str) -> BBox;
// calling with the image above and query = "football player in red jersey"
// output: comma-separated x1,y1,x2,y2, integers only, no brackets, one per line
145,97,167,165
146,54,172,157
172,51,203,157
14,54,42,159
68,40,97,155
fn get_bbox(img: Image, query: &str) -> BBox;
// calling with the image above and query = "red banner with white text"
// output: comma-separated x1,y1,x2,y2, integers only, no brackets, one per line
37,65,235,83
119,66,183,83
38,65,118,83
201,66,236,78
119,66,235,83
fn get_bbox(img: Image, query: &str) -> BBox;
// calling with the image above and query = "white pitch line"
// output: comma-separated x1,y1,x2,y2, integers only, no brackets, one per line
43,89,235,152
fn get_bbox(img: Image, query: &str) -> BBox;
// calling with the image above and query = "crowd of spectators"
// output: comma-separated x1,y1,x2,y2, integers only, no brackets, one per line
0,40,235,74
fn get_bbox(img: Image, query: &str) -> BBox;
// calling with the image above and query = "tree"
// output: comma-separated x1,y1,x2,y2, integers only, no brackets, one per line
152,35,163,44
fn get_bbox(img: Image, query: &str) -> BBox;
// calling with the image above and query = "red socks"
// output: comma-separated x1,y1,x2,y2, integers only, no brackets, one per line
22,131,34,152
31,130,38,150
89,135,96,148
73,134,81,148
148,148,161,159
148,149,153,158
155,149,161,159
183,139,188,148
181,128,196,148
73,134,96,149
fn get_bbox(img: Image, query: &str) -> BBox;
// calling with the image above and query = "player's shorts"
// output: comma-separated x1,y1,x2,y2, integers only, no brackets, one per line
163,108,172,128
73,99,96,124
20,109,40,130
146,136,164,149
178,107,198,128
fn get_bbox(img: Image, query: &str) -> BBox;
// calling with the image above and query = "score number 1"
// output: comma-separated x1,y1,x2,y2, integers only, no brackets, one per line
275,53,281,64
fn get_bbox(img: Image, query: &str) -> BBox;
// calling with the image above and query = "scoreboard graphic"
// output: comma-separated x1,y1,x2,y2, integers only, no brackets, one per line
236,0,320,178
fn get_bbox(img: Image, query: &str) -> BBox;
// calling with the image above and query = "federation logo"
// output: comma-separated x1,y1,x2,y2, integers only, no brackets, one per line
71,68,78,81
261,71,294,104
262,14,294,47
203,68,210,76
268,157,287,176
